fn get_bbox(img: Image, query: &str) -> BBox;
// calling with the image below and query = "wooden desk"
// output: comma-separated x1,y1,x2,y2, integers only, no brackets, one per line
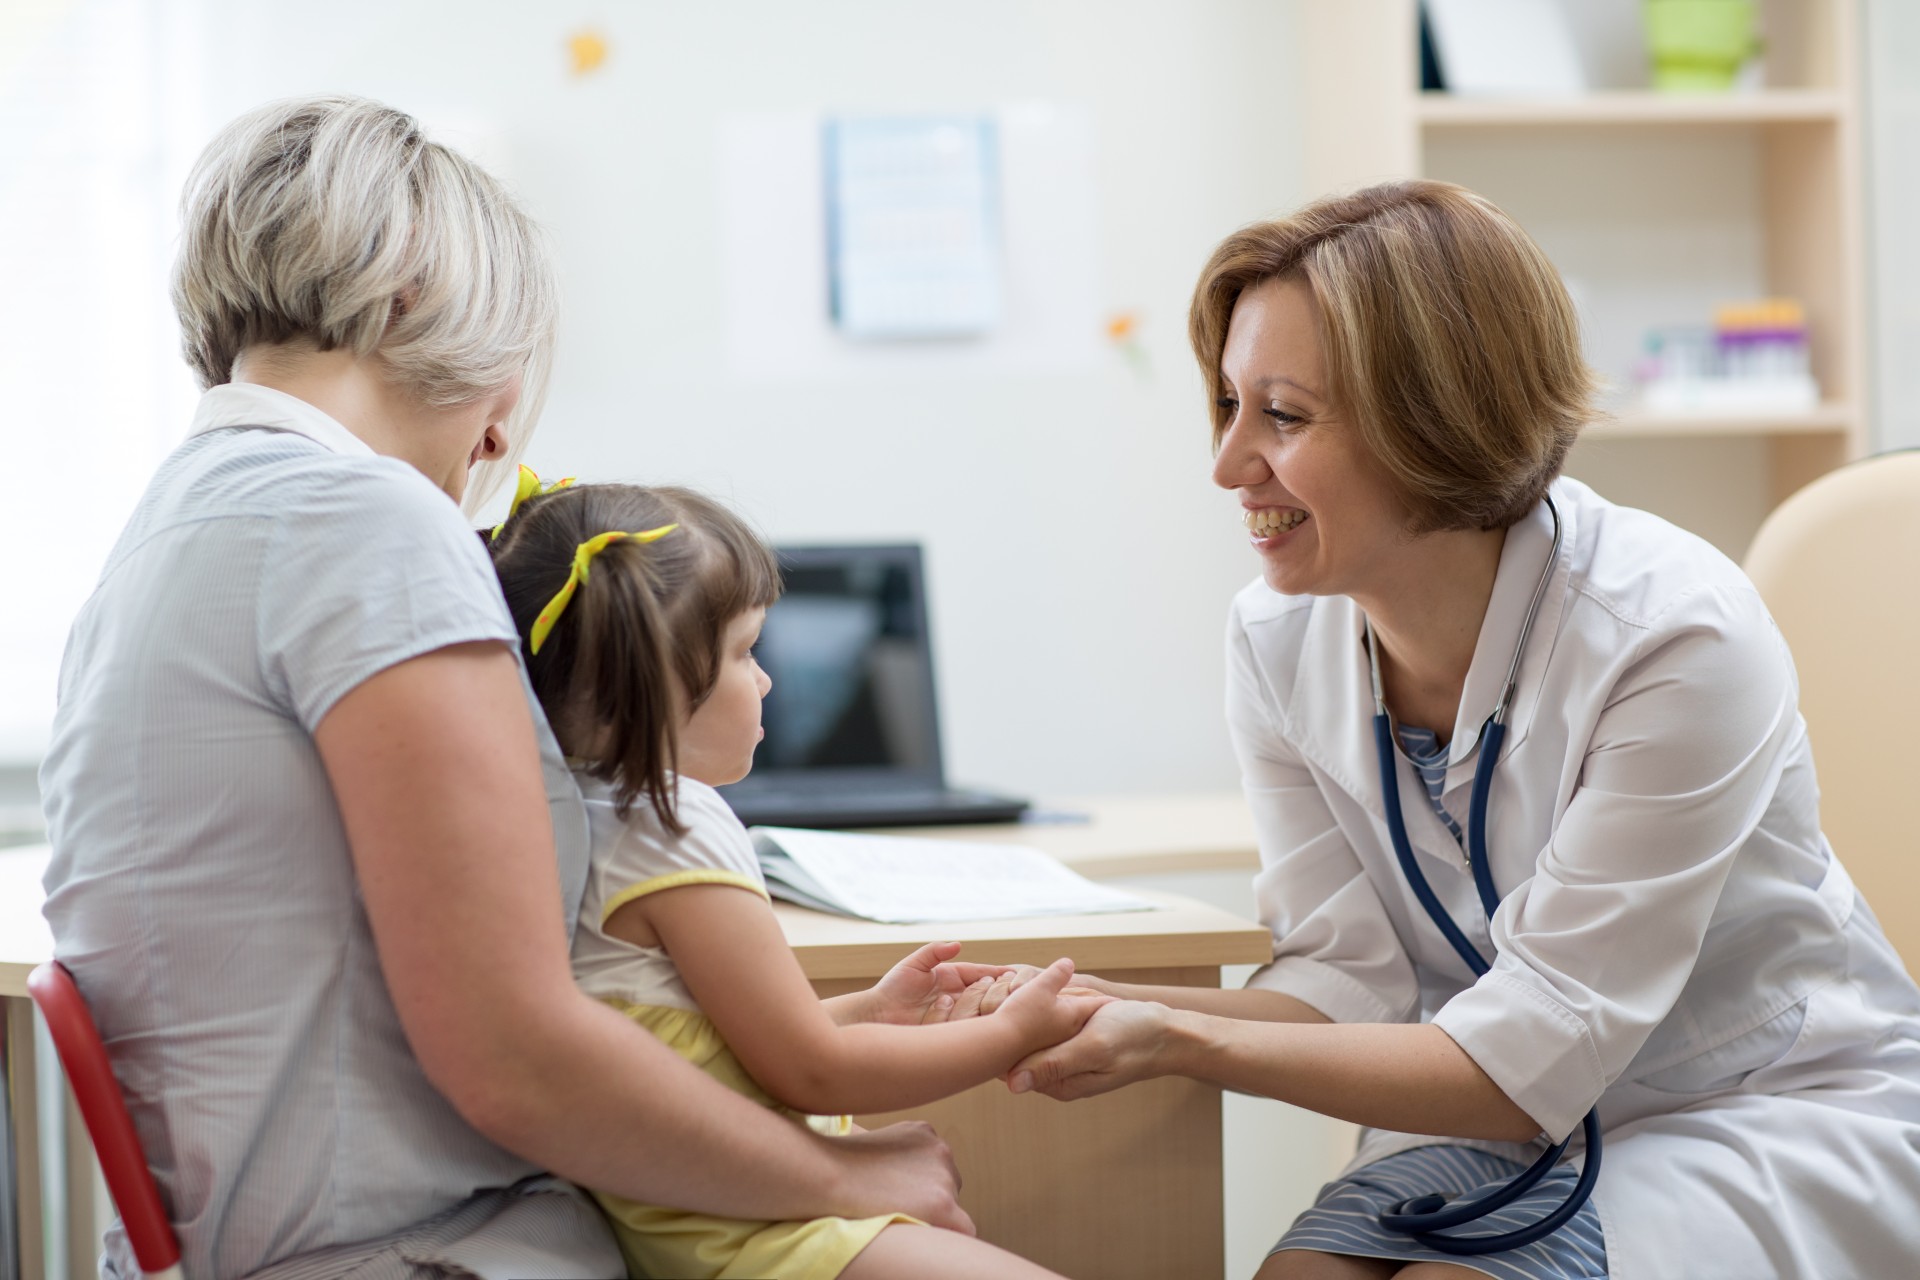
783,891,1269,1280
1,844,56,1280
1,798,1269,1280
861,791,1260,880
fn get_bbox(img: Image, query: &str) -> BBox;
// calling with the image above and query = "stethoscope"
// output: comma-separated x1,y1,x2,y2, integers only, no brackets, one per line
1362,494,1602,1255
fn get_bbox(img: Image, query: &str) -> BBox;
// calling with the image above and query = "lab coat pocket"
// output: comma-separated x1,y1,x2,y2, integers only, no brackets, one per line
1634,998,1810,1096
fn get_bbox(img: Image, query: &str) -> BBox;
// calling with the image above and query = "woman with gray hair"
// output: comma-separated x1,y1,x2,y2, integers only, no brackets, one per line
40,95,976,1279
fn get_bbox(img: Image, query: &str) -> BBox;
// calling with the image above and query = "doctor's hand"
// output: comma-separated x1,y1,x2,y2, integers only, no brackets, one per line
856,941,1020,1025
1005,999,1180,1101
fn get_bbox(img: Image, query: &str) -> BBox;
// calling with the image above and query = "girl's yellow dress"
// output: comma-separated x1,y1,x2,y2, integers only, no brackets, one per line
570,774,916,1280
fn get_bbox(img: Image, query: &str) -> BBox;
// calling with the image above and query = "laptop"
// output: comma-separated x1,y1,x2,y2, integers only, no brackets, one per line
718,543,1031,829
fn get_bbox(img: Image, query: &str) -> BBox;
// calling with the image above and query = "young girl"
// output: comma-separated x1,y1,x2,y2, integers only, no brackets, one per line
489,475,1106,1280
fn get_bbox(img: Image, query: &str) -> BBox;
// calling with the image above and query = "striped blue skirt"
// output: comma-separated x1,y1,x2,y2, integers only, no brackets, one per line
1274,1145,1607,1280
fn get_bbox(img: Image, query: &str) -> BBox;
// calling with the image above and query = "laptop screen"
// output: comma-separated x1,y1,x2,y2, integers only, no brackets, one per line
738,544,944,787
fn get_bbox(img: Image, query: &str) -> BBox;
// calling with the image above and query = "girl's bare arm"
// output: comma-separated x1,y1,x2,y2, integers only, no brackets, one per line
621,884,1107,1116
318,642,971,1231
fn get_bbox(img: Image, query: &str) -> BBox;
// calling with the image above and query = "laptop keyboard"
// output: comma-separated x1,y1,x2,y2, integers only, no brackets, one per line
735,787,979,810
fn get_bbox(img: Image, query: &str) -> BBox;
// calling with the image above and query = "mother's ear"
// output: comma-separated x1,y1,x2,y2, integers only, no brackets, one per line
465,423,507,474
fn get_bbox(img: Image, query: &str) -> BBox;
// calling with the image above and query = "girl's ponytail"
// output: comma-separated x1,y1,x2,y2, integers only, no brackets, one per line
569,540,683,832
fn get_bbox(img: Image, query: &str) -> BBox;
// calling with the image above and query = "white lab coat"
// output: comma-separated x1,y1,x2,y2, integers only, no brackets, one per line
1229,476,1920,1278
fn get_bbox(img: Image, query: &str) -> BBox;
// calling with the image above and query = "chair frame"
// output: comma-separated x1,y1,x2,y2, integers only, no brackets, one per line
26,962,182,1280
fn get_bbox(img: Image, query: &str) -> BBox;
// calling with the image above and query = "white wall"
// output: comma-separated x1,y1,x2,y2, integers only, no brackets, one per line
150,0,1307,799
0,0,204,764
1866,0,1920,452
5,9,1340,1271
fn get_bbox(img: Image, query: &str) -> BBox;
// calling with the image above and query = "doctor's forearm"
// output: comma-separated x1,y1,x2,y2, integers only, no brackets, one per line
1090,978,1330,1024
1162,1011,1542,1142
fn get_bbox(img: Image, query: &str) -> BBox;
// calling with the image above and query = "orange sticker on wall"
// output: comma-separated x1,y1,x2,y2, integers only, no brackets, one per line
567,29,609,77
1107,310,1149,378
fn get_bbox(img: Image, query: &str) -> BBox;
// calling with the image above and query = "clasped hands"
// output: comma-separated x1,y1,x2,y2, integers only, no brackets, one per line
859,942,1175,1102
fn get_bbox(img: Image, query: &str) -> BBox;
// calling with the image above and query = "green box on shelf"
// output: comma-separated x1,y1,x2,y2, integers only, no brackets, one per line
1644,0,1762,92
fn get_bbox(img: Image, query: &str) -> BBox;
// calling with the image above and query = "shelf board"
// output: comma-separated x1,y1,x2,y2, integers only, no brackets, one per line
1584,403,1855,440
1418,90,1845,129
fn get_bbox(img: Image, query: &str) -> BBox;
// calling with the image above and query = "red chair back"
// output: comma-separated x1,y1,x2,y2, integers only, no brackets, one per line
27,961,182,1277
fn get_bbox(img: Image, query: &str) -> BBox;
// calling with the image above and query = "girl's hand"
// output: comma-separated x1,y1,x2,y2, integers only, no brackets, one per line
993,958,1117,1052
954,966,1119,1018
1005,1000,1180,1101
858,941,1019,1026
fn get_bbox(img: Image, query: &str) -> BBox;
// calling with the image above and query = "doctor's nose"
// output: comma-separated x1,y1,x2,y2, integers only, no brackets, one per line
1211,416,1270,491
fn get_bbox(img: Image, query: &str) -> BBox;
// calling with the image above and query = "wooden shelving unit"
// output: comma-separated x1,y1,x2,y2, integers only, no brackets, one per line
1416,89,1846,128
1590,401,1857,440
1301,0,1866,558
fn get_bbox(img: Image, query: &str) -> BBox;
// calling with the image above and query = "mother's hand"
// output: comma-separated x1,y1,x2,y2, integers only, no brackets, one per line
1006,1000,1182,1101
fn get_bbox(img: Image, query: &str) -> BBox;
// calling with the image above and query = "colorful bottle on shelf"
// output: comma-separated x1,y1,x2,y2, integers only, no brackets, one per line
1638,298,1818,416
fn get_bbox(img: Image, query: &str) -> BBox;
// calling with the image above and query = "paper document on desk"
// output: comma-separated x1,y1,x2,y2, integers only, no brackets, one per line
751,826,1158,924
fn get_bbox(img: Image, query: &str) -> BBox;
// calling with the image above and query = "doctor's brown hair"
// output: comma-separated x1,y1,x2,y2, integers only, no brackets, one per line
1189,180,1598,533
488,484,780,834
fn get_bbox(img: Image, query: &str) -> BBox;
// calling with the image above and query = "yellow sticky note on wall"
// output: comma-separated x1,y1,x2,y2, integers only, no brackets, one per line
567,29,608,77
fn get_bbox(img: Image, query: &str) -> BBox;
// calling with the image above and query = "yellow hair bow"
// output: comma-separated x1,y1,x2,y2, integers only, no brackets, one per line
528,525,679,654
490,464,576,541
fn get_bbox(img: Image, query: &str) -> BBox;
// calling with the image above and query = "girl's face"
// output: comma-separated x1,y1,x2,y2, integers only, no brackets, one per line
679,607,772,787
1210,275,1409,599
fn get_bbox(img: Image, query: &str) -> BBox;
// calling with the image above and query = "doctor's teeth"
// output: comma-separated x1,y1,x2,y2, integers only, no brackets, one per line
1243,509,1307,534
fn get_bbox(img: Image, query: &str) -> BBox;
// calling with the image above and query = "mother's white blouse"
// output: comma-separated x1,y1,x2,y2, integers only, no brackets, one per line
1229,476,1920,1278
40,384,616,1279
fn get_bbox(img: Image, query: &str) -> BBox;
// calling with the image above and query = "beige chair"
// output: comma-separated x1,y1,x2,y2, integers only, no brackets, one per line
1744,452,1920,973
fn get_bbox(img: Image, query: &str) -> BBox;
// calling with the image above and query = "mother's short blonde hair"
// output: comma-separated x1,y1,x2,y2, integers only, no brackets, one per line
1189,180,1596,533
172,95,556,505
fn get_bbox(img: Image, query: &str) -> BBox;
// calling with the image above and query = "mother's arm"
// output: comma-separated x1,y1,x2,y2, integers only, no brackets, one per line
317,641,971,1231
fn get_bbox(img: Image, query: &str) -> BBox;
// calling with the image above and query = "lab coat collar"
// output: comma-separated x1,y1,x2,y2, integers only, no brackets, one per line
186,382,376,458
1278,480,1579,808
1280,591,1458,863
1443,484,1576,767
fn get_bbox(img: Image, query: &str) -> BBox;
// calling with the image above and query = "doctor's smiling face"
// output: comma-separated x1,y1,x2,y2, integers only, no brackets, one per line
1212,274,1409,598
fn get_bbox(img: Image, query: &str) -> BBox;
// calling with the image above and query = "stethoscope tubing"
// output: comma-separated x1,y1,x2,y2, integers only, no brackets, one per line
1362,494,1603,1255
1371,711,1603,1253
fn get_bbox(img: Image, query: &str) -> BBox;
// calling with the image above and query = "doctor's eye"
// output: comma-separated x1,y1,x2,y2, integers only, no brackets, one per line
1265,406,1303,429
1215,396,1239,416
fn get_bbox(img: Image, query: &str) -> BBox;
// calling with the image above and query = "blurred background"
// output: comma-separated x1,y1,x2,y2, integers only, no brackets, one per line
0,0,1303,818
4,1,1918,1274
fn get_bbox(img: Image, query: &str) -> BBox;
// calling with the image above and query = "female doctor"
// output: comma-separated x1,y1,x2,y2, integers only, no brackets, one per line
1007,181,1920,1278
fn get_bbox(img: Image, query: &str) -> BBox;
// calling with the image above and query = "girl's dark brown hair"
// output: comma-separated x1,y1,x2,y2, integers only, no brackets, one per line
489,484,780,833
